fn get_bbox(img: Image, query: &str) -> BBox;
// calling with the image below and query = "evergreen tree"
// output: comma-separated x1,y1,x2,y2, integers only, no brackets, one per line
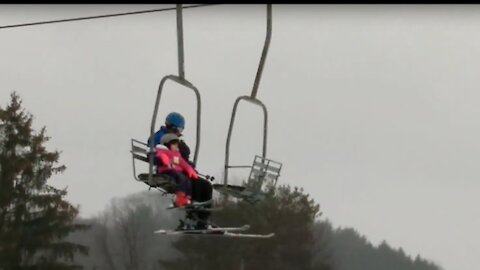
0,92,89,270
326,226,441,270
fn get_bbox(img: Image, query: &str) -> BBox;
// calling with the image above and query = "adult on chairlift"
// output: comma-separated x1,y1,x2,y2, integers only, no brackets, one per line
148,112,213,229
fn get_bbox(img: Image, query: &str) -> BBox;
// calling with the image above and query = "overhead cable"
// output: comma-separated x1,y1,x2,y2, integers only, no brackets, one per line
0,4,218,30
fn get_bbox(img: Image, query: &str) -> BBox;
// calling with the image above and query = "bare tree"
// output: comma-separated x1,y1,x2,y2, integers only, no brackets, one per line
93,214,118,270
91,192,181,270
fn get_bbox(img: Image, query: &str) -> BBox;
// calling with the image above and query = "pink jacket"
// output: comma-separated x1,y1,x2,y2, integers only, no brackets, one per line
155,146,198,180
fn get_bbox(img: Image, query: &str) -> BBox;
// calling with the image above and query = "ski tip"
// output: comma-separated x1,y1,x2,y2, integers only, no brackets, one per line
253,232,275,238
221,232,275,238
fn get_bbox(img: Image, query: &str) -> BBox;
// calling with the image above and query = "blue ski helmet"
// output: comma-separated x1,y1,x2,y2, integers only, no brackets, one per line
165,112,185,130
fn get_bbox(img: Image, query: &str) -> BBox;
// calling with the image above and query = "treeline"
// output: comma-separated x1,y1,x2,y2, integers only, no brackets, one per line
68,189,442,270
68,186,329,270
312,223,442,270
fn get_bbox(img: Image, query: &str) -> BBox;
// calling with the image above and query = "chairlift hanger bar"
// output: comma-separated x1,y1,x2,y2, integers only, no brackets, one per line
224,4,272,188
148,4,202,183
251,4,272,99
177,4,185,80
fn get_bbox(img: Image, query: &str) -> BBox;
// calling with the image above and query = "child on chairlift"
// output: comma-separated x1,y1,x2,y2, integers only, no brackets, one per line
156,133,198,207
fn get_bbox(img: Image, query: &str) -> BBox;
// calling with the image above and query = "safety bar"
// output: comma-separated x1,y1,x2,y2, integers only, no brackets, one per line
226,165,252,168
249,155,282,190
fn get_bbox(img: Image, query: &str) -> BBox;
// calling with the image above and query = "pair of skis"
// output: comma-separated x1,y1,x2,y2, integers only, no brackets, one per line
154,224,274,238
159,200,274,238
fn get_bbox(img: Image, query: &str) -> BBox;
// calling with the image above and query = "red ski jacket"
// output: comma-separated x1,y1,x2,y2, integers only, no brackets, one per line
155,146,198,180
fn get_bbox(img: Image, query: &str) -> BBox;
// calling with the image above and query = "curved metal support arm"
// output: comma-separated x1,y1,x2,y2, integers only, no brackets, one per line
251,4,272,99
148,75,201,181
224,95,268,186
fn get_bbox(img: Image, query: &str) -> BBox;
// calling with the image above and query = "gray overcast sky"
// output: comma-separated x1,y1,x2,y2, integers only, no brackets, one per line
1,4,479,270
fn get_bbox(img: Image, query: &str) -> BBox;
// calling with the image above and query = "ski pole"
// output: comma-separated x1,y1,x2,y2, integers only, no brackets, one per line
198,173,215,182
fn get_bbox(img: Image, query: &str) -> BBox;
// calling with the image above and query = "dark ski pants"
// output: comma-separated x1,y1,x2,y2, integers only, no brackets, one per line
191,178,212,202
191,177,213,221
163,171,192,196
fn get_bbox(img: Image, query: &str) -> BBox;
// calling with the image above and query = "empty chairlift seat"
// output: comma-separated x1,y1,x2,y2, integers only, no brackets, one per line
213,155,282,203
